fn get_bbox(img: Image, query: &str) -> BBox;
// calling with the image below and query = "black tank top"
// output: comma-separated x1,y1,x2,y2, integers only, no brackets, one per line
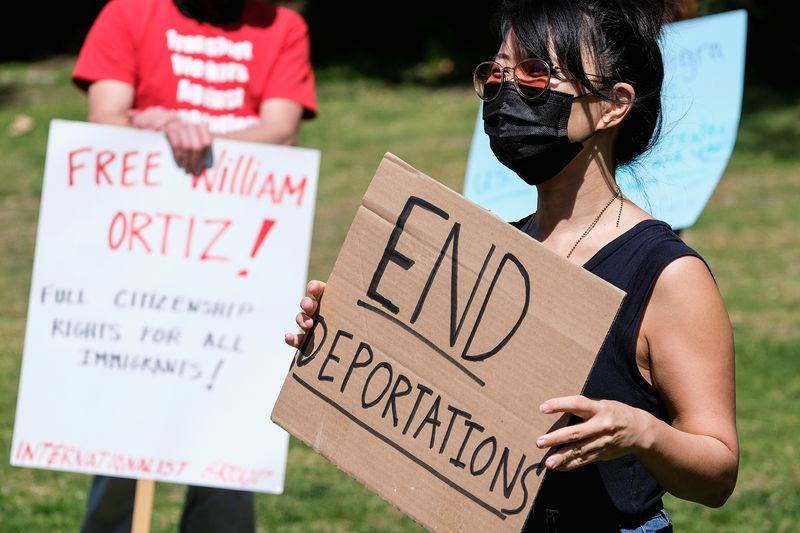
513,216,703,531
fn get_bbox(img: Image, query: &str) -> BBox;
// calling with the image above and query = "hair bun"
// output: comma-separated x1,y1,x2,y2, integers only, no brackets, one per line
663,0,699,22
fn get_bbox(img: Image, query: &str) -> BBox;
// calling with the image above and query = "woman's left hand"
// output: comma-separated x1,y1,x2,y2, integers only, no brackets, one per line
536,395,652,471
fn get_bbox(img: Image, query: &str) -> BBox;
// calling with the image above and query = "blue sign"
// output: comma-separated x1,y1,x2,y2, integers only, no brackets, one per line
463,10,747,229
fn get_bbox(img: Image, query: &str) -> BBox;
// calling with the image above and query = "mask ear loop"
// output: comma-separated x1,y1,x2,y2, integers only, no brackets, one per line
571,91,606,144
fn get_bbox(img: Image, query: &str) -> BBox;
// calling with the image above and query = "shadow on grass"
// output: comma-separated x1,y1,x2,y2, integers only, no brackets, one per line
735,83,800,163
0,83,21,108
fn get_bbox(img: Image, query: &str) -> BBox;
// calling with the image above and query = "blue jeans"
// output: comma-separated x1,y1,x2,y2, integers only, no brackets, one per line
620,509,672,533
538,506,672,532
81,476,255,533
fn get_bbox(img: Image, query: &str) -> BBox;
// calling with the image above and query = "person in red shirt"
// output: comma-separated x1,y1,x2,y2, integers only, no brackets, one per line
74,1,316,531
74,0,317,174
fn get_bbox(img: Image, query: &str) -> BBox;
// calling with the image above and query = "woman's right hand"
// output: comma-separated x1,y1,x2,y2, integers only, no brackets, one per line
284,280,326,348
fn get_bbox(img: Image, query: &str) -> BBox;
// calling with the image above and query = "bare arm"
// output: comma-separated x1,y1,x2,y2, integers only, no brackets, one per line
634,256,738,506
537,256,738,507
87,83,304,171
87,80,211,174
217,98,304,146
87,79,134,126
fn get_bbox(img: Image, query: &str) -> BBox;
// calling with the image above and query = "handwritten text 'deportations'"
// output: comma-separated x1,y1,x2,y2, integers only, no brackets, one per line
272,153,624,532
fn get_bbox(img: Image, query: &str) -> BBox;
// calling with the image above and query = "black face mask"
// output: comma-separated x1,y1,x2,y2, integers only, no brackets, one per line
174,0,246,25
483,83,591,186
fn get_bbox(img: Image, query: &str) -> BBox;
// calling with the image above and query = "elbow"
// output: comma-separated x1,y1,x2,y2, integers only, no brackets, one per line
281,131,298,146
274,125,299,146
708,472,738,508
667,453,739,508
695,464,739,508
242,125,298,146
86,108,105,124
702,488,733,509
261,117,300,146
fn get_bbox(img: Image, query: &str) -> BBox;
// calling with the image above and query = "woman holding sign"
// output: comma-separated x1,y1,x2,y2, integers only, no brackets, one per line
287,0,738,531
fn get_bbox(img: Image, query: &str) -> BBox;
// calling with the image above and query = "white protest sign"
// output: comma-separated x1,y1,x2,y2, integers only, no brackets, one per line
464,10,747,230
11,119,319,493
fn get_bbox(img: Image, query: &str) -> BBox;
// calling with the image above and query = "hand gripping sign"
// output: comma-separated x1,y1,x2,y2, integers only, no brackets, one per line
12,120,319,494
271,154,624,532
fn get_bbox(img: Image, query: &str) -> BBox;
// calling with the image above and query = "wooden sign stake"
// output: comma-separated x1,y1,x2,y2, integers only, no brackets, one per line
131,479,155,533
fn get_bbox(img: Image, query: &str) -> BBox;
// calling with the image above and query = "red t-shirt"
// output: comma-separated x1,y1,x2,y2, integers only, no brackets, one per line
73,0,317,134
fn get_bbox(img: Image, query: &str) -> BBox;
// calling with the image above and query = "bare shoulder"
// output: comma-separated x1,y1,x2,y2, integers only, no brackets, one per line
642,253,733,389
651,254,719,304
645,253,728,331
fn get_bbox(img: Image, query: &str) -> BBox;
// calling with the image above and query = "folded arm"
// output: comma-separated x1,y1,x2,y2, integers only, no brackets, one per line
86,80,306,174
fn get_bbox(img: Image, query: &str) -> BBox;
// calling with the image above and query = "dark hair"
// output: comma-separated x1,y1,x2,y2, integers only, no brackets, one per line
495,0,666,169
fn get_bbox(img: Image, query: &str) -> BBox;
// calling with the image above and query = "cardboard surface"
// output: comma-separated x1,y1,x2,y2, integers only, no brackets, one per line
271,154,625,531
12,120,319,493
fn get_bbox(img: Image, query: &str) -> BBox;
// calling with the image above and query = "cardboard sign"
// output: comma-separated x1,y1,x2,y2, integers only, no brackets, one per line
271,154,624,531
11,120,319,493
463,10,747,230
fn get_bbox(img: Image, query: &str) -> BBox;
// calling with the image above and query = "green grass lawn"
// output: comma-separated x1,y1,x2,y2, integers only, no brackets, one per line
1,59,798,532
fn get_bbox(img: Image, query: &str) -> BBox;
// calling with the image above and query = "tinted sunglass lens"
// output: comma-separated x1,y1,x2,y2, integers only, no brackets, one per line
515,58,550,99
474,62,503,101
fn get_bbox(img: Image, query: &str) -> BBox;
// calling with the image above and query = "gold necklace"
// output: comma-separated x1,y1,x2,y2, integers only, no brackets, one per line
566,187,624,259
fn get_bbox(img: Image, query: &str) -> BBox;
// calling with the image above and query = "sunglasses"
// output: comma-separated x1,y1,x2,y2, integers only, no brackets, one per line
473,58,560,101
